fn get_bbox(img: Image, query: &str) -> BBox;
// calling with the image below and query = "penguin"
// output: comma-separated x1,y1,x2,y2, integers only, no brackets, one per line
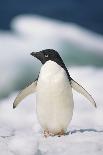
13,49,97,137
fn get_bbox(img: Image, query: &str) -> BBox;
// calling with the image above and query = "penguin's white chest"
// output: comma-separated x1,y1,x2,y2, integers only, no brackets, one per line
36,61,74,133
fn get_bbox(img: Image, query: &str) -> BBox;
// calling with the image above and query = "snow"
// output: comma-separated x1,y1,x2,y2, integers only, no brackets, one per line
0,67,103,155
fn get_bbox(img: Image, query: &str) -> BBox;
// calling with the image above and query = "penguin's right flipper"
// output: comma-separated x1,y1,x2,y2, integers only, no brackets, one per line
13,80,37,109
71,78,97,108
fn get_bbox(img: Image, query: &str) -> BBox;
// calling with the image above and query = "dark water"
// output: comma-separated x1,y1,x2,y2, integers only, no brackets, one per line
0,0,103,34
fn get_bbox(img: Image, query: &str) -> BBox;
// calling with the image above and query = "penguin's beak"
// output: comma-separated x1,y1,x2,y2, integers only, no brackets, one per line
31,52,37,57
30,52,45,64
30,52,40,59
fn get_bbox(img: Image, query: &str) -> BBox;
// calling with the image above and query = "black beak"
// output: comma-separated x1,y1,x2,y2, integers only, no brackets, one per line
30,52,37,57
31,52,41,59
30,51,45,64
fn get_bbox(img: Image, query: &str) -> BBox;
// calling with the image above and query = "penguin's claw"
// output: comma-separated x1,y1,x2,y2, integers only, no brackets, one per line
57,130,65,137
44,130,54,138
43,130,65,137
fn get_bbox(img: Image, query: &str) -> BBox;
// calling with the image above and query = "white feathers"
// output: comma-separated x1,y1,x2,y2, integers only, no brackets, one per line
13,81,37,108
36,61,74,133
71,79,97,108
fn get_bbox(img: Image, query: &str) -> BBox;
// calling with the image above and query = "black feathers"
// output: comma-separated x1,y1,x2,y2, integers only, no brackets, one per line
31,49,71,81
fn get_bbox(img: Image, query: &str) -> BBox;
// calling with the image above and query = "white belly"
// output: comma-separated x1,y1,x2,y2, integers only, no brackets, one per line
36,61,74,133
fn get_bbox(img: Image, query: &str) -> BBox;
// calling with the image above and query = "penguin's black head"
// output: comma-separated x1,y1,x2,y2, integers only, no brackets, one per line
31,49,64,65
31,49,71,80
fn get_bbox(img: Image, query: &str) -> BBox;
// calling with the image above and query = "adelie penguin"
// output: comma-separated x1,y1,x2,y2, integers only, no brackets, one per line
13,49,97,137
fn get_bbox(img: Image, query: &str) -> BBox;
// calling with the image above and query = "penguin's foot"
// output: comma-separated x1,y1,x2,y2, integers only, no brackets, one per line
43,130,65,137
57,130,65,137
44,130,55,138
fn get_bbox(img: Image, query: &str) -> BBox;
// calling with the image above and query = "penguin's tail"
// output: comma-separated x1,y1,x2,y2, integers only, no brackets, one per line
70,78,97,108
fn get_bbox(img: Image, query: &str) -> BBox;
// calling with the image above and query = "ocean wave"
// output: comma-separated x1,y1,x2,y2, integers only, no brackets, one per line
0,14,103,99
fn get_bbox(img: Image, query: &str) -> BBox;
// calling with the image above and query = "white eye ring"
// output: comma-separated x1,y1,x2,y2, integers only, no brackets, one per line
45,54,48,57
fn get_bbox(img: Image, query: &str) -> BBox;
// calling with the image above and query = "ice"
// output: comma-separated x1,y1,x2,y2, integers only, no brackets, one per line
0,67,103,155
11,15,103,53
8,134,39,155
0,15,103,99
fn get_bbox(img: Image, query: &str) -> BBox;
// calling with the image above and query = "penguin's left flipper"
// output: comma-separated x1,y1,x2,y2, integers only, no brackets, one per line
71,78,97,108
13,80,37,109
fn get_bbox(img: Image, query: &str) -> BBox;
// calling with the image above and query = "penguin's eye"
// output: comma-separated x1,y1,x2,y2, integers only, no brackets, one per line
45,54,48,58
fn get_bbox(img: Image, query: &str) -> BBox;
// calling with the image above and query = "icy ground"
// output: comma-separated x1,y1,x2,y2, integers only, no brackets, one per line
0,67,103,155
